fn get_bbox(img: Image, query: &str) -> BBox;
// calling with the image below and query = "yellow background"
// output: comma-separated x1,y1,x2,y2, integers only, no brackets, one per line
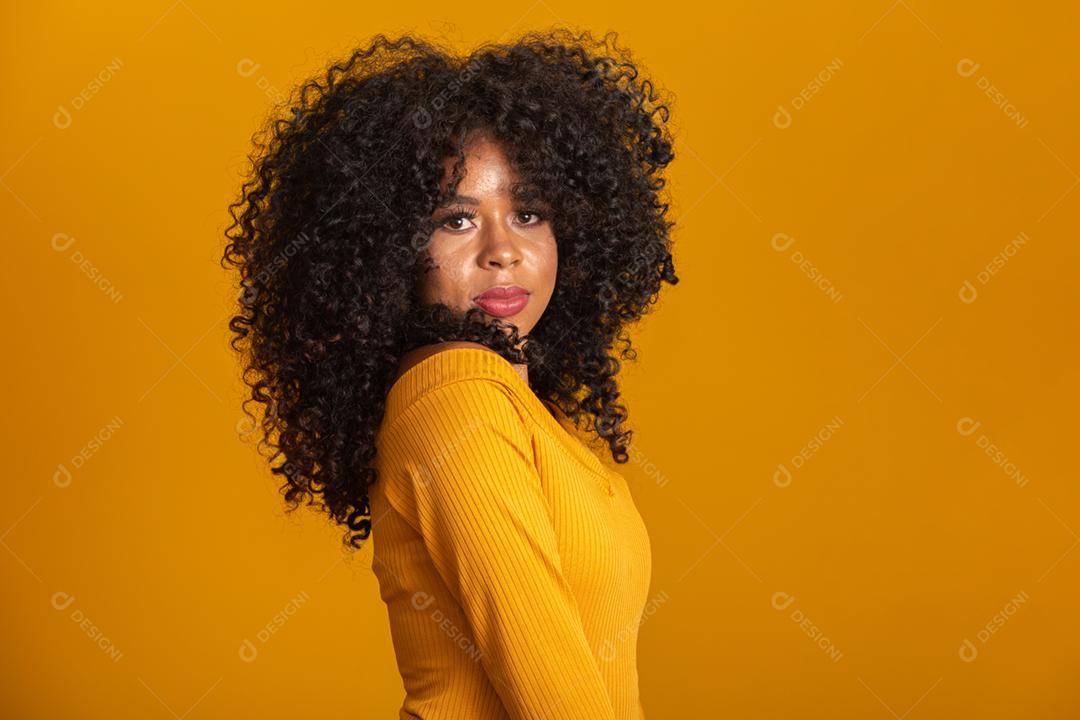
4,1,1078,717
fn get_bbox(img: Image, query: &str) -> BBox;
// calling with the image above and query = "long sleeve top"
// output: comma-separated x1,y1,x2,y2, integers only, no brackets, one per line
370,347,653,720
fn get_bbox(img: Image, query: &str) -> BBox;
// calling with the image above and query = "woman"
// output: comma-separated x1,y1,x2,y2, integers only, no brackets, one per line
223,28,678,719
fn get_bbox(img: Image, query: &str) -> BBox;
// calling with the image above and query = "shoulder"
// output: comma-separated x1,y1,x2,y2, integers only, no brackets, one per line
392,341,495,383
377,371,539,500
395,373,530,439
382,343,535,431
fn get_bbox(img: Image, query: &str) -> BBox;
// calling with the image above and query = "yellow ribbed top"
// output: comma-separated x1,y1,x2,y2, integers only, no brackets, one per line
370,347,652,719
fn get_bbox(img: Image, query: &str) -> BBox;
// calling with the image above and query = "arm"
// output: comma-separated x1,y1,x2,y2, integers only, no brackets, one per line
382,378,617,720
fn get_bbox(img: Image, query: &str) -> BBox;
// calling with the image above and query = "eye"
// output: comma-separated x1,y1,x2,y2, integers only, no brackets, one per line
438,208,477,232
516,209,546,225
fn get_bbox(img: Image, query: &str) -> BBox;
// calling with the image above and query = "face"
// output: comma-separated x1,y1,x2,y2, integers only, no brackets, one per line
417,133,558,341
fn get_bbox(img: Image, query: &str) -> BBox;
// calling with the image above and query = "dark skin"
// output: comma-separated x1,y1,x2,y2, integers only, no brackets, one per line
392,132,558,388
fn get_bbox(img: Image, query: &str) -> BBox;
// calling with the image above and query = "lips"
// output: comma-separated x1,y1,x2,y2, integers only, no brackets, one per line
475,285,528,300
474,285,530,318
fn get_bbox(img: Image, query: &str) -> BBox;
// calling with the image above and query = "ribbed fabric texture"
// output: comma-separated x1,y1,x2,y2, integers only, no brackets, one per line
370,347,652,720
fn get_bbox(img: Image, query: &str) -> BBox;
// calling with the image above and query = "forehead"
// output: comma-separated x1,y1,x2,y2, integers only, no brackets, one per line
440,136,515,184
435,137,548,207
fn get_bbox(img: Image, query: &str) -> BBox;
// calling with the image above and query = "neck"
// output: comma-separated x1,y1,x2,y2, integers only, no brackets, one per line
512,362,529,387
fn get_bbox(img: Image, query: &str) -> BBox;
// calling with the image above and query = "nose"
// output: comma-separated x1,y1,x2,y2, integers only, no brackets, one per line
478,213,522,269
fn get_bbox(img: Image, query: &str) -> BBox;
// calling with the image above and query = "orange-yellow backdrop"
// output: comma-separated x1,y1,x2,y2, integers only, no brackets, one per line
3,1,1078,717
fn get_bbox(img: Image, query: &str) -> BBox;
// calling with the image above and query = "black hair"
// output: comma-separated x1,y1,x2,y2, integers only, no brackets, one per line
221,28,678,550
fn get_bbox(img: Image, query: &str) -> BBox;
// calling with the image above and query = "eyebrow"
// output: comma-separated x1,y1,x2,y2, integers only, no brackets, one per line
437,186,549,207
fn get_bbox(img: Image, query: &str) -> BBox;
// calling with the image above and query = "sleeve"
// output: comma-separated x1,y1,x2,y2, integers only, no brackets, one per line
383,378,618,720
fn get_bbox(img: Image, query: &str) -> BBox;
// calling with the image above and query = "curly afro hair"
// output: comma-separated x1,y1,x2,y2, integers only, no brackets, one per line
222,28,679,551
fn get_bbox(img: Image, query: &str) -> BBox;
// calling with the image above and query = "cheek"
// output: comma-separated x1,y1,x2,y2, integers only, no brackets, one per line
544,244,558,282
535,238,559,293
418,248,470,305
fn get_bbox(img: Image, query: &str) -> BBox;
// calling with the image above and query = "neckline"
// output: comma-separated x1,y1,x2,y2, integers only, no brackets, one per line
384,347,618,494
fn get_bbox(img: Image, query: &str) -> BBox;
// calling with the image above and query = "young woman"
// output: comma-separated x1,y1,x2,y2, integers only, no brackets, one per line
223,28,678,719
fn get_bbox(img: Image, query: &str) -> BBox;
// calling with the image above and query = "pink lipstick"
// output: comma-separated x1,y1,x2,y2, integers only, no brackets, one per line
474,285,530,318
